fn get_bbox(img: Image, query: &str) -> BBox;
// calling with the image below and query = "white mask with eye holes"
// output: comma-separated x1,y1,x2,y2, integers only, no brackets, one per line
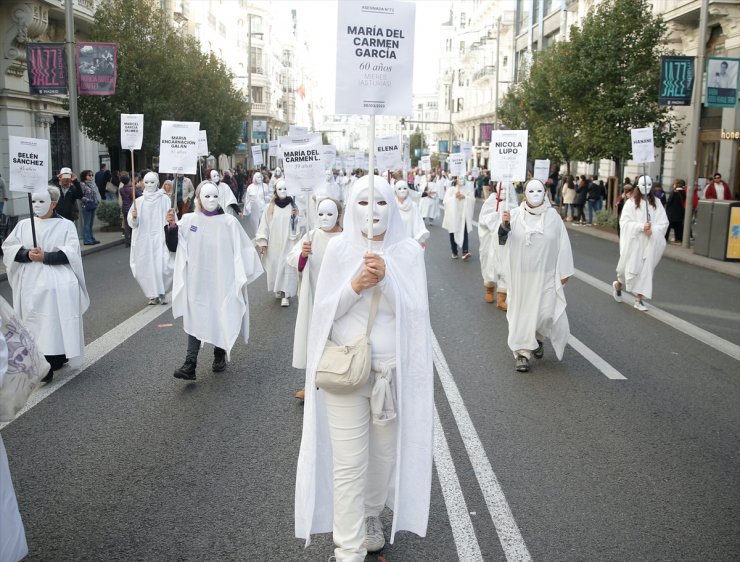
253,172,263,184
31,189,52,217
317,198,338,231
525,179,546,207
275,180,289,200
200,183,220,213
210,170,220,184
354,185,390,236
395,181,410,200
143,171,159,193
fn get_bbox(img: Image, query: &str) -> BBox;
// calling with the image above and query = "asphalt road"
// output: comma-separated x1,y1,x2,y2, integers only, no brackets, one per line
1,214,738,561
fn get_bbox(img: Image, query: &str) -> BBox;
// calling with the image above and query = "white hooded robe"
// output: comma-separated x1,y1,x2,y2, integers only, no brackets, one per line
397,197,429,244
478,185,519,287
128,191,174,299
255,201,302,297
442,180,475,246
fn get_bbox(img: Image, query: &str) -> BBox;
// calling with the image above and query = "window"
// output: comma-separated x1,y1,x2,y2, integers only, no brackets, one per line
460,12,466,29
459,41,465,55
457,98,464,112
516,0,529,34
250,14,263,34
250,46,263,73
251,86,263,104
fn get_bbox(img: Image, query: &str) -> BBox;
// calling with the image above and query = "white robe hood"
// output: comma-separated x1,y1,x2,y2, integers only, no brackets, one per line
295,177,433,545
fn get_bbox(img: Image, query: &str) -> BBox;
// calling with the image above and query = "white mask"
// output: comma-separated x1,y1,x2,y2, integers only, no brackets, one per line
210,170,220,184
354,186,390,236
31,189,52,217
637,175,652,195
325,171,334,182
200,183,220,212
253,172,263,184
317,199,339,231
275,180,289,200
274,168,282,178
525,179,546,207
143,171,159,193
395,181,409,200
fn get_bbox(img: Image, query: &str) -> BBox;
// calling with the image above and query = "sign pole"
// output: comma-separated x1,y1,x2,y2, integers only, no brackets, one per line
27,194,38,247
130,148,138,216
368,115,376,252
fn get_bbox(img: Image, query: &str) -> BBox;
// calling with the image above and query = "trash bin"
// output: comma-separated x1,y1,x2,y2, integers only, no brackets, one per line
721,201,740,262
693,200,713,257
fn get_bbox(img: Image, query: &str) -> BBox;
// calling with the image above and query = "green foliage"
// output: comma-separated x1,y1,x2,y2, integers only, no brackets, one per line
499,0,684,169
410,131,425,167
96,201,121,227
595,209,618,229
78,0,244,159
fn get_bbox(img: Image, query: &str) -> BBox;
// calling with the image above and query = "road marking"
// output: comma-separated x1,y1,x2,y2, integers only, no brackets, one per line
568,335,627,380
0,303,172,431
573,268,740,362
432,331,533,562
433,407,484,562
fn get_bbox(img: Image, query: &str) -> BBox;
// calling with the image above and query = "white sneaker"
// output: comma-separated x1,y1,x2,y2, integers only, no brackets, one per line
364,515,385,553
612,281,622,302
281,297,290,307
634,299,648,312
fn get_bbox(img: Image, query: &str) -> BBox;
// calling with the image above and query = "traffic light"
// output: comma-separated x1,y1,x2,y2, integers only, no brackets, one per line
400,118,406,126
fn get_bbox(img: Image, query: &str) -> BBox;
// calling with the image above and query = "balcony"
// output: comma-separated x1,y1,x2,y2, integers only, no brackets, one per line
250,102,268,116
473,65,496,82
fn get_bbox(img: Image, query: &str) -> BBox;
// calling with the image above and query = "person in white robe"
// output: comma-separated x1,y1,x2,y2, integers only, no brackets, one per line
269,167,283,189
478,181,519,309
337,170,350,202
309,171,344,227
2,186,89,383
394,180,429,246
128,172,174,305
419,174,441,225
498,179,574,373
287,198,343,399
295,175,433,562
255,179,303,307
166,181,263,380
244,171,271,237
208,169,240,219
613,176,669,311
442,176,475,260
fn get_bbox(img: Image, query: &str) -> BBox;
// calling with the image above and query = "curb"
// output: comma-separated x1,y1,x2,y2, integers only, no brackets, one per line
565,222,740,279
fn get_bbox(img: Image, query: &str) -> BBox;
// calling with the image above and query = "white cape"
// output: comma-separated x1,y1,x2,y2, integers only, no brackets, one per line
616,198,668,300
295,180,433,545
244,181,271,237
255,202,302,296
442,182,475,245
502,203,574,359
128,192,174,298
419,180,441,221
478,187,519,285
397,197,429,244
172,212,263,359
2,217,89,360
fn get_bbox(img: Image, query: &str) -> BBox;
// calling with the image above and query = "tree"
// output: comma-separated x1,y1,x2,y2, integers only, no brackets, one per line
409,130,425,167
78,0,245,162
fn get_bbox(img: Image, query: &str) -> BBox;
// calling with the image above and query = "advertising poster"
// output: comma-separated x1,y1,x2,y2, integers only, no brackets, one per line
26,43,67,95
77,43,117,96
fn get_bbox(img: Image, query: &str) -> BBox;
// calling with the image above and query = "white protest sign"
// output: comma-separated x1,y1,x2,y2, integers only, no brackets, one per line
198,130,209,157
631,127,655,163
345,154,356,169
120,114,144,150
289,125,309,137
268,140,278,158
335,0,416,115
448,153,467,177
375,135,402,170
461,140,473,160
281,137,325,196
8,136,49,193
420,155,431,171
471,166,480,179
321,145,337,170
533,159,550,182
490,129,528,181
251,145,264,167
159,121,199,174
278,133,322,159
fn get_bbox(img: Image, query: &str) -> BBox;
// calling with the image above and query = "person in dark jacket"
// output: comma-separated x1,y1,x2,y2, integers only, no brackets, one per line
665,179,687,243
573,175,588,225
55,167,83,222
94,164,111,200
586,179,606,225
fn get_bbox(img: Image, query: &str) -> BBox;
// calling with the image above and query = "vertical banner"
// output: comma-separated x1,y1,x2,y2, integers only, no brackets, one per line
658,56,694,106
120,114,144,150
251,145,264,167
374,135,402,170
268,139,278,158
76,43,117,96
335,0,416,115
280,136,325,196
420,155,431,171
630,127,655,163
461,140,473,160
448,153,467,177
321,145,337,170
705,57,740,108
490,130,529,181
198,130,209,157
26,43,67,95
8,136,50,193
158,121,200,174
533,159,550,182
479,123,494,142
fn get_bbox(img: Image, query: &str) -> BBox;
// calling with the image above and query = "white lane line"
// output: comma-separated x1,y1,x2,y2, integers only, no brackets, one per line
433,407,484,562
432,331,532,562
568,335,627,380
0,303,172,431
574,268,740,362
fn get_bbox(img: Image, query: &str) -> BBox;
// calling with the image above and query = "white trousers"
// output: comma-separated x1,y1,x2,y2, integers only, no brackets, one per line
324,380,397,562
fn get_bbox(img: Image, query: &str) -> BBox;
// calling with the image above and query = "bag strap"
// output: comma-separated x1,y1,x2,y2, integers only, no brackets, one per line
365,288,382,337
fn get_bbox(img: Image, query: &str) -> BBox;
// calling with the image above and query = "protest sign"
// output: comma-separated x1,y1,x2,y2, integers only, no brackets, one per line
268,140,278,158
288,125,309,137
533,159,550,182
375,135,402,170
251,145,264,167
630,127,655,163
471,166,480,179
461,140,473,160
490,129,528,181
335,0,416,115
321,145,337,170
448,153,466,178
120,114,144,150
281,137,325,196
159,121,199,174
8,136,49,193
198,130,209,157
420,155,431,171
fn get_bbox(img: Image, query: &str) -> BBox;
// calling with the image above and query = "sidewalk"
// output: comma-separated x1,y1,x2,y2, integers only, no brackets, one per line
0,222,124,282
565,222,740,279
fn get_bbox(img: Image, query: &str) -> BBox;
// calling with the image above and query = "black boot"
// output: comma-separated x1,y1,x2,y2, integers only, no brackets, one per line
174,359,197,380
41,368,53,384
212,350,226,373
